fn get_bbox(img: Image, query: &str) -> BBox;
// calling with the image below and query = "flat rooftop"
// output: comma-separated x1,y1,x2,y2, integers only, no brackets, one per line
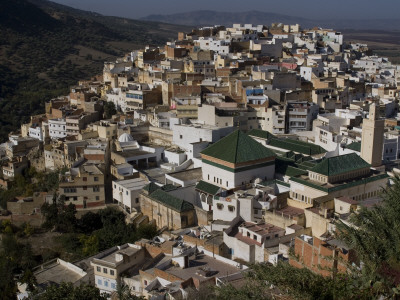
241,222,284,236
83,164,102,175
115,178,148,190
113,149,153,158
143,167,170,184
34,259,85,285
275,206,304,217
96,245,141,265
167,168,202,181
174,123,231,130
163,253,239,282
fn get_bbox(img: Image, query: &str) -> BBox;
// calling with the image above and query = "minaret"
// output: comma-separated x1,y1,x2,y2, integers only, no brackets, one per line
360,103,384,167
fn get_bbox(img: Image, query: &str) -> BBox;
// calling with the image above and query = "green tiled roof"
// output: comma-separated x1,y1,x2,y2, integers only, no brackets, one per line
148,189,194,212
345,142,361,152
258,179,290,188
195,180,220,195
201,130,275,164
290,173,389,193
269,138,327,156
311,153,370,176
275,156,316,174
247,129,275,140
161,184,178,192
143,182,160,194
277,165,308,177
143,183,178,194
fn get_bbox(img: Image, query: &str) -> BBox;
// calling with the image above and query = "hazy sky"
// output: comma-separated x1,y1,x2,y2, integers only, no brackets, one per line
51,0,400,20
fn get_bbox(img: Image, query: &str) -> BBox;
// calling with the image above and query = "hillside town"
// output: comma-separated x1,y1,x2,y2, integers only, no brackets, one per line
3,23,400,298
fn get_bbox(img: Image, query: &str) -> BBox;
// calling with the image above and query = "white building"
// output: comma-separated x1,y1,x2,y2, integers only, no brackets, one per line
48,118,67,139
28,126,44,141
172,123,235,152
113,178,148,213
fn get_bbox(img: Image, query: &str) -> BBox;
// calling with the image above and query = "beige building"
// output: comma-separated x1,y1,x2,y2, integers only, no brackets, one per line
288,153,388,211
140,183,196,230
58,163,105,209
91,244,145,294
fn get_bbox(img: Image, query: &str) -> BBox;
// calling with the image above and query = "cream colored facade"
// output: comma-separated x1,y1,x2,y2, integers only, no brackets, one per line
91,244,145,294
288,175,387,210
361,104,384,167
59,164,105,209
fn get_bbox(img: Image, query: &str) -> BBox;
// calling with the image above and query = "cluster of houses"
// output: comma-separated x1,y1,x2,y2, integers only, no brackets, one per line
7,23,400,299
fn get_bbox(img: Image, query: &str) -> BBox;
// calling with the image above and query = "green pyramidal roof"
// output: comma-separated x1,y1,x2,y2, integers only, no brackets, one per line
201,130,276,164
149,189,194,212
311,153,370,176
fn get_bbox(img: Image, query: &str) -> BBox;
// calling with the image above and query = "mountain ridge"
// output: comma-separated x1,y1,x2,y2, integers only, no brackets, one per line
141,10,400,31
0,0,188,142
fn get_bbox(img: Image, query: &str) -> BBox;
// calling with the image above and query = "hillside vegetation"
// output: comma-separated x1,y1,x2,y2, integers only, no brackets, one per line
0,0,187,142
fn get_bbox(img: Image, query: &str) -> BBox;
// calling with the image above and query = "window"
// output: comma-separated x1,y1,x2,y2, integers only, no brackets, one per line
83,177,87,181
253,235,257,240
96,266,101,272
94,177,99,181
111,283,116,289
103,268,108,274
275,234,279,238
96,196,100,200
110,270,115,276
83,186,87,190
180,135,182,139
104,281,108,287
93,186,100,192
126,191,128,195
97,279,102,286
135,198,139,203
228,205,235,212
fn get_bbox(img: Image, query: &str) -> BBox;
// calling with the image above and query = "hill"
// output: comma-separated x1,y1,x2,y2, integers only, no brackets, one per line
141,10,400,31
0,0,188,142
142,10,311,28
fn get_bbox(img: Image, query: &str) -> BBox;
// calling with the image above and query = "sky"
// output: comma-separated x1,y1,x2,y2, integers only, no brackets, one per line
51,0,400,20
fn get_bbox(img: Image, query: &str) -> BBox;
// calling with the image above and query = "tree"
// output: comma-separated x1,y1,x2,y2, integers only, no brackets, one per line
80,234,99,257
336,176,400,296
0,233,37,300
38,282,107,300
41,194,77,233
104,101,116,119
78,211,103,234
58,202,77,233
112,281,144,300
